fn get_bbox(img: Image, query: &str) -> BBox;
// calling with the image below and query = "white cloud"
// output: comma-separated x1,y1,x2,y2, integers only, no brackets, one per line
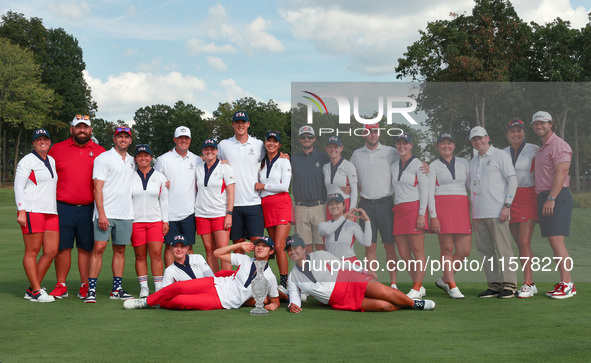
207,56,227,71
220,78,256,103
125,48,140,56
221,16,284,54
513,0,590,29
46,0,91,19
84,70,207,122
137,58,162,72
186,39,236,54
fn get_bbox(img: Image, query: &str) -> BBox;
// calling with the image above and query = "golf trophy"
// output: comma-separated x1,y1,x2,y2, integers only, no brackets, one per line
250,260,269,315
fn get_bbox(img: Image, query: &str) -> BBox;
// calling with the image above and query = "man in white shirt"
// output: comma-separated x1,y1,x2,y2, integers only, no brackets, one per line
154,126,202,266
469,126,518,299
85,126,136,303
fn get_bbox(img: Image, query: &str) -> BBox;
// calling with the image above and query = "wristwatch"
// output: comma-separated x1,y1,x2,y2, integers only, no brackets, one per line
504,203,511,208
547,195,556,201
226,211,233,215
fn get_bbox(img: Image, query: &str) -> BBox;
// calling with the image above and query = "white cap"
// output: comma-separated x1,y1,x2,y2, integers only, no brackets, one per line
298,125,315,136
532,111,552,123
469,126,488,140
174,126,191,138
72,115,91,127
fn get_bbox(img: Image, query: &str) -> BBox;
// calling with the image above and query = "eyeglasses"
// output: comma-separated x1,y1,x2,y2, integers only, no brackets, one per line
75,115,90,120
299,135,314,140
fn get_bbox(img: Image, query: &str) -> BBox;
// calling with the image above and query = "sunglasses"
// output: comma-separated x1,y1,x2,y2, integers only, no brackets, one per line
116,127,131,132
75,114,90,120
299,135,314,140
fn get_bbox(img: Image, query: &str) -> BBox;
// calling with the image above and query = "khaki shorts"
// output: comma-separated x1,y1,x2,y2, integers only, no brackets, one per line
294,204,326,245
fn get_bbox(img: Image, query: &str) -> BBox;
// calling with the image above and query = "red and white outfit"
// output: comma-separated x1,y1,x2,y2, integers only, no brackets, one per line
428,156,472,234
14,151,59,234
390,156,428,235
503,143,539,223
323,158,358,213
146,254,278,310
318,216,371,261
162,254,214,288
131,169,169,246
259,155,292,227
287,251,373,311
195,160,235,234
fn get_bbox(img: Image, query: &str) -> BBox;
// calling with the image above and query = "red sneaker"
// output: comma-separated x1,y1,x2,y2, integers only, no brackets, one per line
49,283,68,299
78,283,89,300
551,282,576,299
546,282,561,297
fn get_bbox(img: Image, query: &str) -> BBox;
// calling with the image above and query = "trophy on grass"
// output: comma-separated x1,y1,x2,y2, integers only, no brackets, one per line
250,260,269,316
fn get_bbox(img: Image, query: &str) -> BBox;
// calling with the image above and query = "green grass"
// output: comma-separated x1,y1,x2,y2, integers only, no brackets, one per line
0,188,590,362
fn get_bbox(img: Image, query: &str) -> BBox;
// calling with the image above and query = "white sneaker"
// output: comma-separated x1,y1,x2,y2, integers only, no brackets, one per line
390,283,398,290
30,288,55,303
123,298,150,310
139,286,150,298
448,287,465,299
407,288,422,300
435,277,450,293
419,286,426,297
517,283,536,298
413,299,436,311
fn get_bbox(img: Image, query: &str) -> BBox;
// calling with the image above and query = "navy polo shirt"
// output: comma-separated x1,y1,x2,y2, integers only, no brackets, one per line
292,149,330,203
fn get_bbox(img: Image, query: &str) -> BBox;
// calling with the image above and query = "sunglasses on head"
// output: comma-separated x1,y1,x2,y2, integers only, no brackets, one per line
75,114,90,120
116,127,131,132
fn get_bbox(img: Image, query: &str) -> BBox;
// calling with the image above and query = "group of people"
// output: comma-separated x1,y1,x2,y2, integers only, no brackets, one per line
14,108,575,310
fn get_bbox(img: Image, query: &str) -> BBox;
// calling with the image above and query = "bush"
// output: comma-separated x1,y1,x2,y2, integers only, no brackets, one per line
572,191,591,209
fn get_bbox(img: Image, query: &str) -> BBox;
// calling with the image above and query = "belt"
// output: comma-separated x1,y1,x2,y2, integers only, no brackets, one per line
295,200,326,207
57,201,92,207
360,196,391,204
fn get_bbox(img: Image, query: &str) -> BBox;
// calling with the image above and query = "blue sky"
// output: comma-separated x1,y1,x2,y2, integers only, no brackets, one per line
1,0,589,123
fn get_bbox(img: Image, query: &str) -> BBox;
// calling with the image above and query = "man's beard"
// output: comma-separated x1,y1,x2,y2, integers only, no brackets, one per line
73,133,91,145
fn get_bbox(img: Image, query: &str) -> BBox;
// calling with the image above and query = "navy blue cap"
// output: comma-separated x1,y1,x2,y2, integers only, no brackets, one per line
232,111,249,122
32,129,51,141
285,234,306,250
265,131,281,143
396,133,412,144
202,138,218,149
134,144,153,156
507,119,524,132
254,236,275,249
326,136,342,146
169,234,189,246
437,132,455,143
328,193,345,203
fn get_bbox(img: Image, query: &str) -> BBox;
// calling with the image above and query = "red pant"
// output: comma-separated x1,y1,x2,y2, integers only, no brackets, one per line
146,277,223,310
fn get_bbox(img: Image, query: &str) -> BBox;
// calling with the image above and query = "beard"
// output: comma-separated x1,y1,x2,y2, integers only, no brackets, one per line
73,132,91,145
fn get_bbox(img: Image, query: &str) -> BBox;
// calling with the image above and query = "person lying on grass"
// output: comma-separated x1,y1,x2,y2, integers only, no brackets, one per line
124,237,280,311
285,235,435,313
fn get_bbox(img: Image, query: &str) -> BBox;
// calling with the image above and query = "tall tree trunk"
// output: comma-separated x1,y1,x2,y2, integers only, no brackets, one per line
557,110,567,139
474,97,486,127
574,119,580,192
13,128,22,179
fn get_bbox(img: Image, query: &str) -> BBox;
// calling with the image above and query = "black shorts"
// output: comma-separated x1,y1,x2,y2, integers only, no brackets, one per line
230,205,265,241
537,188,572,238
165,214,196,246
358,197,394,244
57,202,94,251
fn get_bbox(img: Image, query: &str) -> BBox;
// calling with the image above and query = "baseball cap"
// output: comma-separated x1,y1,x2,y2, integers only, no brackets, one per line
32,128,51,141
168,234,189,246
265,131,282,143
469,126,487,139
114,126,132,137
364,123,380,130
298,125,315,136
134,144,153,156
532,111,552,123
328,193,345,204
437,132,455,143
254,236,275,249
174,126,191,138
285,234,306,251
232,111,249,122
326,136,342,146
72,114,91,127
202,138,218,149
396,133,412,144
506,119,524,132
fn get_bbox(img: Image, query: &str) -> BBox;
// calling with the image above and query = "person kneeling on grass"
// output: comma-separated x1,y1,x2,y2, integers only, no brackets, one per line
124,237,280,311
285,235,435,313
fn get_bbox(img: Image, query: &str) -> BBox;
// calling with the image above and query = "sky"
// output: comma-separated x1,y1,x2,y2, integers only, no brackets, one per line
1,0,589,123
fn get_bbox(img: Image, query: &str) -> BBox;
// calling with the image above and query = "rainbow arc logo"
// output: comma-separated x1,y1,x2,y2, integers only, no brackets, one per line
302,91,328,114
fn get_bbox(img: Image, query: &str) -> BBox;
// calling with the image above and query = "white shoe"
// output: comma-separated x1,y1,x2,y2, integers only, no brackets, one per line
123,298,150,310
390,283,398,290
30,288,55,303
407,288,422,300
435,277,450,293
419,286,426,297
414,299,436,311
139,286,150,298
448,287,465,299
517,283,535,298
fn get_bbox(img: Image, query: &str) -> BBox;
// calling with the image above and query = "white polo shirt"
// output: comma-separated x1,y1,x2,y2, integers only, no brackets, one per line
131,169,169,223
92,148,135,220
350,143,399,200
259,157,291,198
323,158,358,205
214,254,279,309
14,152,58,214
319,217,371,259
162,254,214,288
428,156,470,218
503,143,538,188
154,148,202,221
195,161,235,218
287,251,344,307
390,156,428,215
218,135,264,206
469,146,516,219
